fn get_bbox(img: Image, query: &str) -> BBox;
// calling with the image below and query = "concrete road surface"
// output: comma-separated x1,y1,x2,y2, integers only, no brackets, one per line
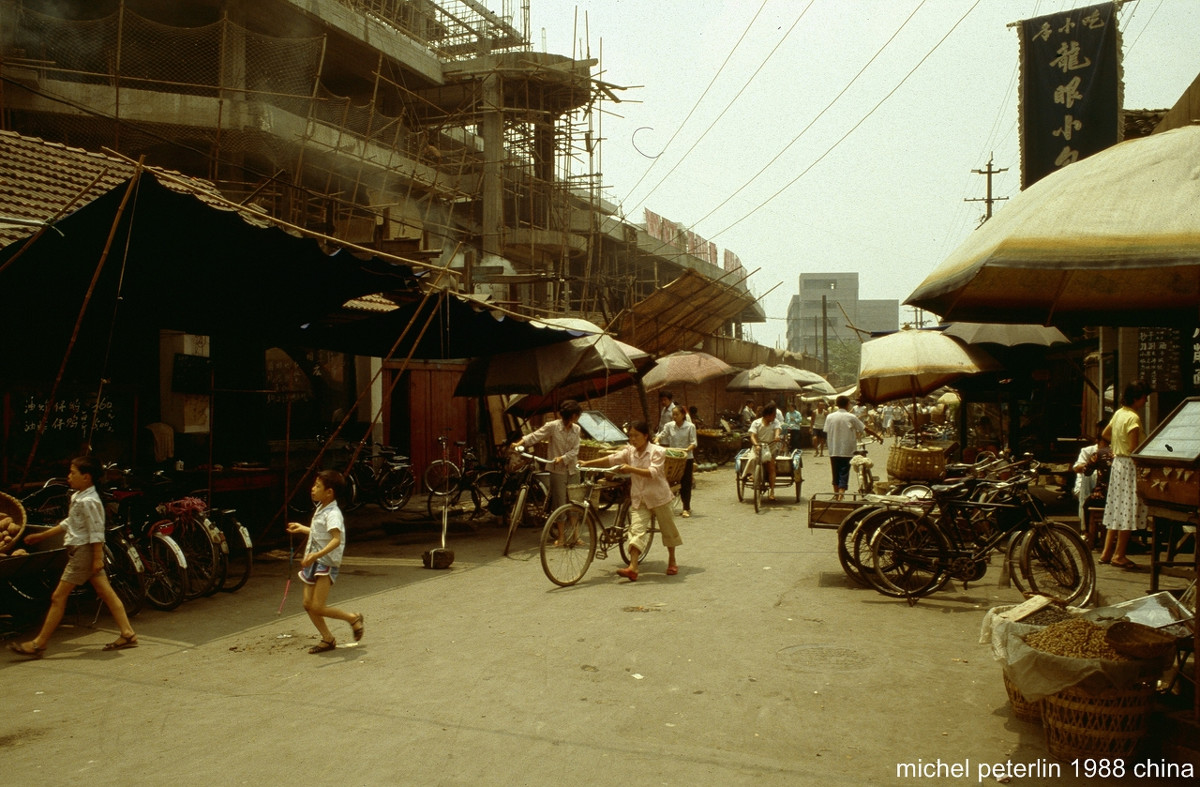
2,439,1195,786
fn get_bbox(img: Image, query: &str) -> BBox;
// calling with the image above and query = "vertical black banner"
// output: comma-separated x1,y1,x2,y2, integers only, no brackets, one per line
1019,4,1121,189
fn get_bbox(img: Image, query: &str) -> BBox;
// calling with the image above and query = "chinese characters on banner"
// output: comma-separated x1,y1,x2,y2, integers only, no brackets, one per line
21,393,117,436
1137,327,1183,393
1019,4,1121,189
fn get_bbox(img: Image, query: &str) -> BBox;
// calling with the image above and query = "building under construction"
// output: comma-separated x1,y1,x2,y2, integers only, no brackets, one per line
0,0,765,476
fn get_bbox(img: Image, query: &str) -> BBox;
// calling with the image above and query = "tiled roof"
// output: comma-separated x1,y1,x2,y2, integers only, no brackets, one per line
0,129,263,248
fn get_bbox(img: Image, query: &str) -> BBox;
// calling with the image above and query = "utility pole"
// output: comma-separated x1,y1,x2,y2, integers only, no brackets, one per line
965,154,1008,224
821,295,829,374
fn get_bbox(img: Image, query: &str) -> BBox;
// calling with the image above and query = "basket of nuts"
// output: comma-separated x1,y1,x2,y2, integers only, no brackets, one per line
0,491,27,555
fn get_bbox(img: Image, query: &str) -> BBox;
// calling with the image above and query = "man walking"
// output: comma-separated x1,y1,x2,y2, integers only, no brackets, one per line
824,395,881,500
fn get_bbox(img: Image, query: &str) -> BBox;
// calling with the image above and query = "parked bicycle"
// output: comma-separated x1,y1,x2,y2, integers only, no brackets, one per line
501,448,553,556
343,443,416,513
861,470,1096,605
425,435,501,521
539,468,656,587
102,467,190,611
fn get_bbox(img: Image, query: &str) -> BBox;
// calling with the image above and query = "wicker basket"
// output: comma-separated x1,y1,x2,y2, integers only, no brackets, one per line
663,449,687,485
567,482,603,507
1002,666,1043,724
1042,683,1154,761
1105,621,1177,661
579,442,617,462
887,445,946,482
0,491,27,555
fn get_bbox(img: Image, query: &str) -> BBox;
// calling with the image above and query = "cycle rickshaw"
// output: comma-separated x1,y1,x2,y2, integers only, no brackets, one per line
734,440,803,511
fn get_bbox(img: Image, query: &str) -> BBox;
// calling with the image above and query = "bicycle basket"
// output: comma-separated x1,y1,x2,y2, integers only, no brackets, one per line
567,483,602,506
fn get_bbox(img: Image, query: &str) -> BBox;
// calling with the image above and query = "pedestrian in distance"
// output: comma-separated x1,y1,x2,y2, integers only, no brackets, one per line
824,396,882,501
656,405,697,517
739,398,756,430
657,390,678,433
1099,381,1150,570
747,402,783,501
812,400,828,457
582,420,681,581
286,469,364,653
513,398,582,511
9,455,138,658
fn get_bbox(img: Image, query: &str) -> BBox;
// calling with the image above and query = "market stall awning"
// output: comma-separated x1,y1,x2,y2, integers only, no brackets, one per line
606,269,757,356
0,173,577,371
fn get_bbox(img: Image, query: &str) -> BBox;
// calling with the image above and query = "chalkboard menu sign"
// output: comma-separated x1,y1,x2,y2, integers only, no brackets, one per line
5,388,135,462
1137,327,1183,393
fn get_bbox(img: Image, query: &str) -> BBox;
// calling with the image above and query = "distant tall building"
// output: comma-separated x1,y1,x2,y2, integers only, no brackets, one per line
788,273,898,356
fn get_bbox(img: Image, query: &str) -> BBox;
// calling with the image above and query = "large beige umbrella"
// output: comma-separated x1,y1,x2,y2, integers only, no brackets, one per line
642,350,736,391
906,126,1200,326
726,364,803,393
858,329,1000,404
942,322,1068,348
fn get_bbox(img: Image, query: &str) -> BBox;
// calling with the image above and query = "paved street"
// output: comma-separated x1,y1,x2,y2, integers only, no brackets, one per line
2,440,1193,786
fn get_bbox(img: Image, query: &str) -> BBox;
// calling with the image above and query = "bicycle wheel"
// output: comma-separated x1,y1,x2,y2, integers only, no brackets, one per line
176,517,221,600
104,540,146,618
540,504,596,586
378,468,415,512
424,460,461,493
470,470,503,520
426,487,466,521
868,510,950,600
735,464,745,501
343,464,366,512
214,512,253,593
143,534,188,611
503,485,528,556
1018,522,1096,606
836,506,879,587
752,461,762,513
617,504,655,566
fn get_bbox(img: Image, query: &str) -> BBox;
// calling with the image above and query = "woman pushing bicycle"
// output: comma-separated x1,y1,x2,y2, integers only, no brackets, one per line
513,399,582,511
581,420,681,581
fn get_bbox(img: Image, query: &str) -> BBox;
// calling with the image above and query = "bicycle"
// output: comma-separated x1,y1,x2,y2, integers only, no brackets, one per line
103,468,190,611
735,439,801,511
501,448,552,556
425,436,502,521
539,468,655,587
865,473,1096,605
184,488,253,593
343,443,416,513
160,496,227,601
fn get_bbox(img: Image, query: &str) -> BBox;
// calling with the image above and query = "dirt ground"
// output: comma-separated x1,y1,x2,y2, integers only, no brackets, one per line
2,439,1196,786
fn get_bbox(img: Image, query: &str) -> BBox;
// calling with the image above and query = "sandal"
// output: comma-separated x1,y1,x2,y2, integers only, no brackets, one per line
616,567,638,582
9,641,45,659
351,613,365,642
666,565,679,576
103,634,138,651
308,639,336,654
1112,558,1138,570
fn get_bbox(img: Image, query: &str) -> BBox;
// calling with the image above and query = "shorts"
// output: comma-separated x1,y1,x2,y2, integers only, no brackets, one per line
298,561,339,585
61,543,102,586
814,429,826,439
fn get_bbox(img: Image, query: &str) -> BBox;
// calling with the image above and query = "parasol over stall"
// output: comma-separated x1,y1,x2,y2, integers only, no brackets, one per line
906,126,1200,327
941,322,1069,348
726,364,803,394
858,328,999,445
641,350,737,391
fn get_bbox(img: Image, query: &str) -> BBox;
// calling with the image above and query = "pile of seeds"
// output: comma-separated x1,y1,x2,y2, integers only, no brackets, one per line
1025,618,1127,661
1022,605,1074,626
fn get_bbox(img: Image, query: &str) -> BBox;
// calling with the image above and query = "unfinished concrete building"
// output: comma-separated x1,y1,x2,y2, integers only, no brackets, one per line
0,0,759,325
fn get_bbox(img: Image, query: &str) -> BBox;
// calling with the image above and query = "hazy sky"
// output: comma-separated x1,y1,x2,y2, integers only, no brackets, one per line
527,0,1200,348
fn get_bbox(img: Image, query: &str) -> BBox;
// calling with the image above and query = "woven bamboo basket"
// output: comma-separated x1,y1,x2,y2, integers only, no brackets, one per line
0,491,27,555
1105,621,1177,661
1002,666,1043,724
1041,683,1154,761
663,449,687,485
567,482,603,507
887,444,946,482
579,442,617,462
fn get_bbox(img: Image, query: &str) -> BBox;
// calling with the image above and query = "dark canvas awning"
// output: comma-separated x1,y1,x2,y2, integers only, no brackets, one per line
0,173,572,374
606,269,757,356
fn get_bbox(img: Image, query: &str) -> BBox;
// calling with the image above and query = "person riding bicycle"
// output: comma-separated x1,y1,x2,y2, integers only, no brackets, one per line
581,420,681,581
513,399,582,512
746,403,783,502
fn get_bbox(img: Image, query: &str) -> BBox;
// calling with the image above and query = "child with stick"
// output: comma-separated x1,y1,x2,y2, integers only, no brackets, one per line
286,470,363,653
